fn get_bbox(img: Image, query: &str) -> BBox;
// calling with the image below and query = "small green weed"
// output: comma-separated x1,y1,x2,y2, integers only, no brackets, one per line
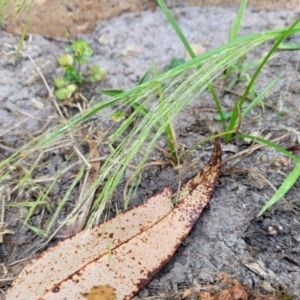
214,110,233,121
54,36,105,100
163,57,185,72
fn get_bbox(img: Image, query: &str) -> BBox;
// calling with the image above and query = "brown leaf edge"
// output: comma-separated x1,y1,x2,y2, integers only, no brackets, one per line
4,137,221,300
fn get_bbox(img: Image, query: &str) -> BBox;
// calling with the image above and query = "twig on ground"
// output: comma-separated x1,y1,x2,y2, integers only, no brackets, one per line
212,82,279,111
222,133,290,165
243,167,297,213
0,188,15,243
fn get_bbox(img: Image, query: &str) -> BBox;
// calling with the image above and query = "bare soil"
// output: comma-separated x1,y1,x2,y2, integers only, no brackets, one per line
0,5,300,299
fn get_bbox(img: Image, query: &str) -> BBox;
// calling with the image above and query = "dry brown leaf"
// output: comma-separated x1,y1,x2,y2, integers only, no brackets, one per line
196,276,278,300
218,273,229,281
4,138,222,300
198,291,215,300
218,290,232,300
182,288,192,299
231,280,248,300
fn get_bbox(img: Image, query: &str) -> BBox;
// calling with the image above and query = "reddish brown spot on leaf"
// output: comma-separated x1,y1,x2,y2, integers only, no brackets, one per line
81,285,117,300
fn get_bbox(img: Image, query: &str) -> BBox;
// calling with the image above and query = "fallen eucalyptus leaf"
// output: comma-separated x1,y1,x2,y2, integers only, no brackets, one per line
4,138,221,300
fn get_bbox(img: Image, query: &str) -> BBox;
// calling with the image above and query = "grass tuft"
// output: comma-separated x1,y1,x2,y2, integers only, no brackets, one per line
1,1,300,234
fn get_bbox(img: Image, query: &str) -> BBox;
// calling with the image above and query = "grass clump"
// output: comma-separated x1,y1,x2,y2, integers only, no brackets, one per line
1,0,300,237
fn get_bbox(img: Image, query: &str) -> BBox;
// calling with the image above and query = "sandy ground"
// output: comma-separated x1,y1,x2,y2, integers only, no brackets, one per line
1,5,300,299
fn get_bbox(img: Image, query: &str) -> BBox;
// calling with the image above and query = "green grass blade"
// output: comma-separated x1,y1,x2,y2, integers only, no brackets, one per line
240,58,264,72
99,69,152,97
152,60,178,162
225,103,240,143
46,165,85,234
130,102,150,118
239,17,300,108
138,68,152,85
229,0,247,42
226,17,300,142
0,0,9,24
23,223,46,236
258,163,300,216
157,0,224,128
236,133,300,217
236,134,300,164
225,0,246,79
157,0,195,59
15,20,30,58
23,173,60,224
181,130,237,162
99,89,124,96
18,153,43,192
210,85,226,132
15,0,34,17
228,77,239,90
241,75,280,118
278,41,300,50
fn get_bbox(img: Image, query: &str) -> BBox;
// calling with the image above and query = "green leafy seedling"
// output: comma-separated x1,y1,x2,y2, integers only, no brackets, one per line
57,54,73,66
54,36,104,100
89,64,106,83
214,110,233,121
72,39,93,63
54,77,70,89
55,84,77,100
110,111,127,122
163,57,185,72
